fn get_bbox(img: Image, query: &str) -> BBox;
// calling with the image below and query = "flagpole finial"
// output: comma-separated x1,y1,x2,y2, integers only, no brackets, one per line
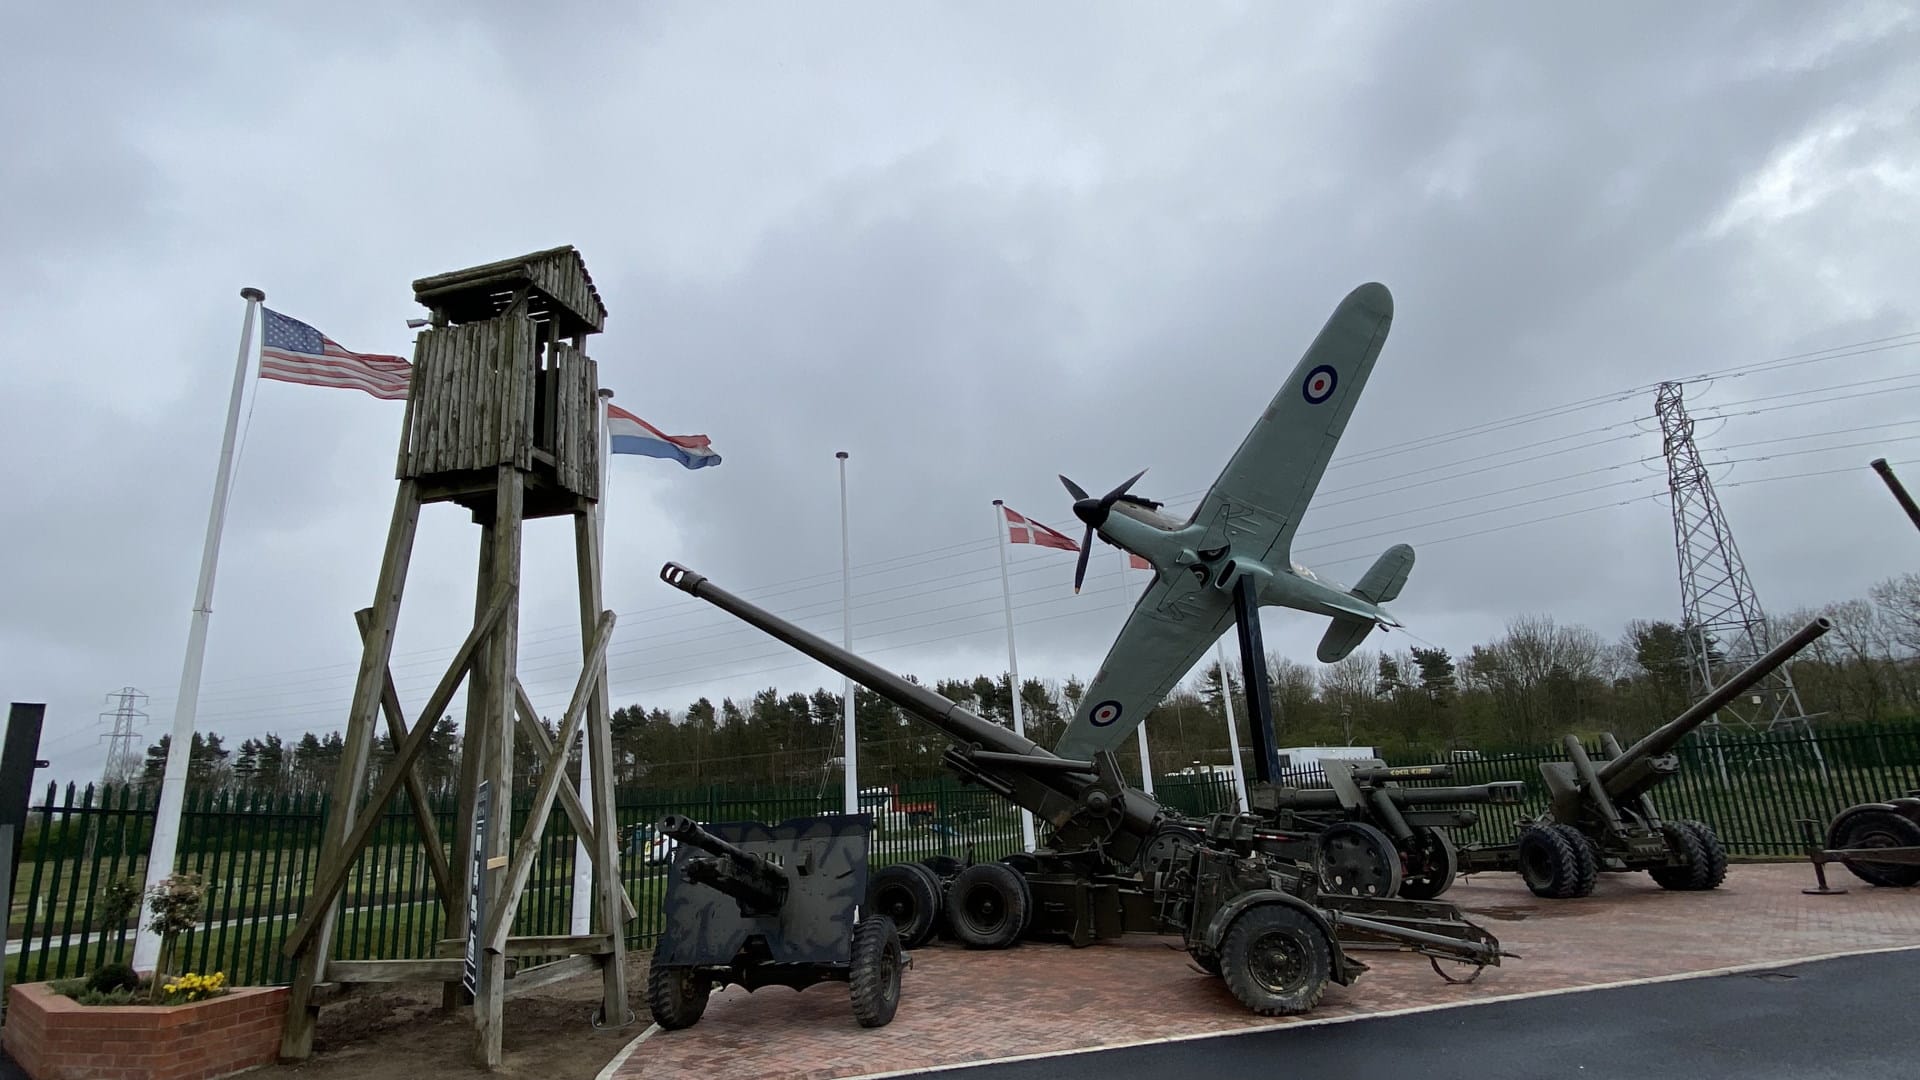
836,451,849,460
993,499,1003,506
597,388,615,400
240,287,265,302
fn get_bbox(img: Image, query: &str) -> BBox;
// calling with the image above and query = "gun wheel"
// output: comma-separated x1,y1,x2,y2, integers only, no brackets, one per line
1219,904,1330,1016
1314,821,1402,898
1547,823,1598,897
1677,819,1729,889
1396,827,1458,901
849,915,904,1028
645,964,711,1030
947,861,1030,948
1649,820,1715,890
868,863,942,947
1828,809,1920,887
1518,823,1590,899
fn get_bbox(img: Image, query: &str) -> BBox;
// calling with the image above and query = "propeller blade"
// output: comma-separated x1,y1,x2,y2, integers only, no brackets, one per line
1059,474,1091,502
1106,468,1148,503
1073,527,1093,593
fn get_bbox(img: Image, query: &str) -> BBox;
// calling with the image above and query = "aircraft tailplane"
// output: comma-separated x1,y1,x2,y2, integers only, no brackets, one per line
1352,543,1414,604
1317,615,1377,663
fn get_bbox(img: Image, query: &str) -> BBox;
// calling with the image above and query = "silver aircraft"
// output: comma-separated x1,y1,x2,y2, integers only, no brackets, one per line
1053,282,1412,761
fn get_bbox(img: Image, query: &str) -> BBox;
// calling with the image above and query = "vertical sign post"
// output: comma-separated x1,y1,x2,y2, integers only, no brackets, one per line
463,781,490,1000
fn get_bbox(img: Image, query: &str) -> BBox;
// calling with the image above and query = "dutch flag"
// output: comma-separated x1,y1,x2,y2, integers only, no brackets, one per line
607,403,721,469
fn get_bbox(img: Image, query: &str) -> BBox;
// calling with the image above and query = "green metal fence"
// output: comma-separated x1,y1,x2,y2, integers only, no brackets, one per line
9,719,1918,990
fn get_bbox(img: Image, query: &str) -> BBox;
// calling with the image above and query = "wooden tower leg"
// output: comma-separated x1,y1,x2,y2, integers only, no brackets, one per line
575,507,632,1026
444,522,495,1013
474,466,524,1069
282,481,422,1060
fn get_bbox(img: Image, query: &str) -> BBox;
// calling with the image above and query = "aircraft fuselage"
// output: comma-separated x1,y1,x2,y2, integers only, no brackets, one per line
1096,502,1397,627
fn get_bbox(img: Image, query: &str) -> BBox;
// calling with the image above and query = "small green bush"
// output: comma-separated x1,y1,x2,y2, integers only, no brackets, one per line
86,962,140,995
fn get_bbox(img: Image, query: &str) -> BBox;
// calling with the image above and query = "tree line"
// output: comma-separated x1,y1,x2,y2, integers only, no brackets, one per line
136,572,1920,796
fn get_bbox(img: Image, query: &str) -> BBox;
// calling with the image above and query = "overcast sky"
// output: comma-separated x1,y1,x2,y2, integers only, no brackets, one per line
5,2,1918,786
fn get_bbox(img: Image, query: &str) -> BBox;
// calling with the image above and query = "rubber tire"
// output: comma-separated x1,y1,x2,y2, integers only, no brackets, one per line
1217,904,1331,1016
1677,820,1729,890
1831,809,1920,887
646,964,711,1030
868,863,942,948
1313,821,1403,898
1396,827,1459,901
849,915,904,1028
1648,820,1713,890
946,861,1029,948
1517,824,1588,899
1546,823,1598,897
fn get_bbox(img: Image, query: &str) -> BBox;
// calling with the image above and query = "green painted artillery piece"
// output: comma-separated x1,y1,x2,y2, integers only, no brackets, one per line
660,561,1505,1017
1456,616,1832,898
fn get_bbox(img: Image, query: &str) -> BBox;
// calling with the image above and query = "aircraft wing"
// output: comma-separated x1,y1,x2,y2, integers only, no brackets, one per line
1183,282,1395,569
1053,567,1238,760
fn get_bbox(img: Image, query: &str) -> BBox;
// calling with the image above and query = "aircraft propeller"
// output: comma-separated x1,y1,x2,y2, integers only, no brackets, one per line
1059,468,1148,593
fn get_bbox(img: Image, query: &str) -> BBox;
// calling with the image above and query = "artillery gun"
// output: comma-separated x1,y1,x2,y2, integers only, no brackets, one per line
1248,759,1528,901
1793,458,1920,894
1454,616,1832,898
647,811,905,1030
659,562,1504,1017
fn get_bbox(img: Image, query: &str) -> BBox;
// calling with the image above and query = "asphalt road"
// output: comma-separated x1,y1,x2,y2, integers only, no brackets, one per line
916,949,1918,1080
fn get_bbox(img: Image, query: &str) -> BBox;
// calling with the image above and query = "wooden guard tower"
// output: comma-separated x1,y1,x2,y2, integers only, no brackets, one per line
278,246,633,1067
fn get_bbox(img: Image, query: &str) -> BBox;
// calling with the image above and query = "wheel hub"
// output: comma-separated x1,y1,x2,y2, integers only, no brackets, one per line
1249,931,1307,995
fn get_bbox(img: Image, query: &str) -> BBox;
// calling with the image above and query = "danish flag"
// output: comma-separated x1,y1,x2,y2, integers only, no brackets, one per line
1001,505,1149,569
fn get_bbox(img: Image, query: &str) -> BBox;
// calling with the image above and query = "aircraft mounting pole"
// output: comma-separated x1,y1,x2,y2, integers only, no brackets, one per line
1232,577,1282,783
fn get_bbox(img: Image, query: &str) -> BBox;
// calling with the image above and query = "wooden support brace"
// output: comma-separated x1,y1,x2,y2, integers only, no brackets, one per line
512,682,638,921
355,607,459,915
436,935,615,958
483,610,616,952
328,959,509,984
505,955,601,997
283,584,514,959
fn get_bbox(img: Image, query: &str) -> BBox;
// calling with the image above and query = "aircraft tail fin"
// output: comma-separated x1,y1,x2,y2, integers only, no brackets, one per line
1351,543,1414,604
1317,615,1377,663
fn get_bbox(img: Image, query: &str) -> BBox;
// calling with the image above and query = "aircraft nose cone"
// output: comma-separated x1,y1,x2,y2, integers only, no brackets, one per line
1072,498,1104,525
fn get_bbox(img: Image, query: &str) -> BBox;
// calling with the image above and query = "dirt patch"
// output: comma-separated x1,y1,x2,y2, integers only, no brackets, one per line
271,952,655,1080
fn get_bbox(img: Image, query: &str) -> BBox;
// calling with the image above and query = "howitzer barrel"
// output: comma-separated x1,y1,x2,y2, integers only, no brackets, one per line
658,813,768,869
1274,783,1523,811
660,563,1042,759
1597,615,1832,785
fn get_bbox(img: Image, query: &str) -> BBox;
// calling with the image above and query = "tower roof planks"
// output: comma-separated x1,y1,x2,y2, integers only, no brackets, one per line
412,245,607,337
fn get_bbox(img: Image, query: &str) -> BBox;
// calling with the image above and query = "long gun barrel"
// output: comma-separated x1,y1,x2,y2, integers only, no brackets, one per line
1270,782,1525,813
1596,615,1831,789
659,563,1161,859
658,813,789,915
1873,458,1920,534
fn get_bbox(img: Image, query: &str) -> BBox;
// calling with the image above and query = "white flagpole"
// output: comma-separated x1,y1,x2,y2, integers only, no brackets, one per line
571,388,614,934
992,502,1038,851
1110,552,1154,795
838,451,858,815
1216,638,1249,811
135,286,264,973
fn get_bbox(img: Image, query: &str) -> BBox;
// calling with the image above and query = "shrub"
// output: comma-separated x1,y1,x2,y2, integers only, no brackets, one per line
85,962,140,995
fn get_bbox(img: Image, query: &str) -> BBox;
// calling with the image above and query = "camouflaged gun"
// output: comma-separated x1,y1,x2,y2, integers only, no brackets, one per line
660,561,1504,1017
646,812,905,1030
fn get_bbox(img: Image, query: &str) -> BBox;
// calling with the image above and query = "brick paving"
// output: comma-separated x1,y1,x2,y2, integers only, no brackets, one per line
613,862,1919,1080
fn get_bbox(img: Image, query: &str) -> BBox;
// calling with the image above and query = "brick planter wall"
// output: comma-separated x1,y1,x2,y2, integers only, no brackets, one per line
3,982,288,1080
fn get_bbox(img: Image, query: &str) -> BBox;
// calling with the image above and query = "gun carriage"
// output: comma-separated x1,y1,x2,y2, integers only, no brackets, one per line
1452,616,1832,897
660,562,1504,1016
647,812,904,1030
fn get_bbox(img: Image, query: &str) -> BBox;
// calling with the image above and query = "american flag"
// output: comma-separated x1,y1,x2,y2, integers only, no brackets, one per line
258,308,411,400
